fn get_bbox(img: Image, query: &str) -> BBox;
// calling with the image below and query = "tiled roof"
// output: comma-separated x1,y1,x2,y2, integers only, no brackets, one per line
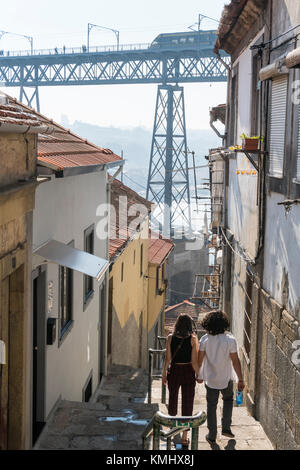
0,98,43,129
109,177,153,259
0,93,122,169
148,232,173,265
164,300,209,336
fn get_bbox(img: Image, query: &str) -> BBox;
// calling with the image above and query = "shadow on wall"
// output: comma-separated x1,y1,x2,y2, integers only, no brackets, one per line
111,307,147,369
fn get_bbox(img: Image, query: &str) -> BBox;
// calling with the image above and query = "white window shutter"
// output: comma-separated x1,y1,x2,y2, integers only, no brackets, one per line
269,75,288,178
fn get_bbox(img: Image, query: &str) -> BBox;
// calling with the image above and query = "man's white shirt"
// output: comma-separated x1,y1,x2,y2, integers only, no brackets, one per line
198,332,238,389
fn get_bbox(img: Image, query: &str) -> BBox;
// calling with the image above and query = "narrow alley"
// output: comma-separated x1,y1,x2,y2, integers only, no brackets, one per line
35,365,273,451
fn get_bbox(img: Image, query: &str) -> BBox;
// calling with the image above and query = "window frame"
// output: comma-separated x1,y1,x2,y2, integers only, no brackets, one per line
155,266,160,295
83,224,95,310
290,67,300,199
140,244,143,278
58,240,74,344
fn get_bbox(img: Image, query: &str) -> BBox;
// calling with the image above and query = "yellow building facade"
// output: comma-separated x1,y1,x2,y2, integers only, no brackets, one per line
107,178,173,369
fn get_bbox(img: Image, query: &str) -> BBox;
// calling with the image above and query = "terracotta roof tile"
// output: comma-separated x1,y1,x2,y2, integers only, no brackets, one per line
0,102,42,128
148,232,173,265
109,178,153,259
164,300,210,336
1,93,122,169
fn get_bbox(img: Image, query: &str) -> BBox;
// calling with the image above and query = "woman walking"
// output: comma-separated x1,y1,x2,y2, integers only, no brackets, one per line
162,314,199,449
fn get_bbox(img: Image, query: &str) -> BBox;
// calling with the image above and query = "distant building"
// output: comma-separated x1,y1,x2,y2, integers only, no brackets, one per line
164,300,209,338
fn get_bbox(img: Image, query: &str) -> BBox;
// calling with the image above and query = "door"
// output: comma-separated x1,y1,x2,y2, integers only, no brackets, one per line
32,267,46,446
0,277,9,450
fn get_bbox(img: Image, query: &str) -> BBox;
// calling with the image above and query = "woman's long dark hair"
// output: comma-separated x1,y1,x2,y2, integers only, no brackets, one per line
173,314,197,337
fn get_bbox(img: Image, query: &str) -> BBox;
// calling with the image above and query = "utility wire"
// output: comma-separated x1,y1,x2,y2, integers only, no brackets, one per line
220,226,254,265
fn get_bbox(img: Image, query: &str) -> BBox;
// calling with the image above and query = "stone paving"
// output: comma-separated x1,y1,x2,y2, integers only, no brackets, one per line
35,364,273,450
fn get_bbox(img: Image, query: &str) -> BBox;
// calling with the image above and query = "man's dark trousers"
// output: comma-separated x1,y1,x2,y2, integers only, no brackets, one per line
205,380,234,440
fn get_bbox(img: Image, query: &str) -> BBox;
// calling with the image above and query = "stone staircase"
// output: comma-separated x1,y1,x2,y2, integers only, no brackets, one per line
35,364,273,450
36,365,158,450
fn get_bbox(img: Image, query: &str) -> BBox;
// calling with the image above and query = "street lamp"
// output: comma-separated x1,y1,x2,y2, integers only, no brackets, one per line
0,30,33,54
87,23,119,52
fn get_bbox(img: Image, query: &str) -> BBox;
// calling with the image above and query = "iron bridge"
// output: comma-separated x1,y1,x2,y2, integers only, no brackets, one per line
0,35,230,234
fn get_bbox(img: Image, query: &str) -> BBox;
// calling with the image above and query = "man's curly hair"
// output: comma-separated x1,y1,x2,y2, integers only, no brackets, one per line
201,310,230,336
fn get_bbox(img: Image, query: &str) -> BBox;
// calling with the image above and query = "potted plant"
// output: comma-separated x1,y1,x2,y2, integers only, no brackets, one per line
240,133,263,151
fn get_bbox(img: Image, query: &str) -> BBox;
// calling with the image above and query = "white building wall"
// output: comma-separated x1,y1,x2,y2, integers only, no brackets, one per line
33,171,108,418
263,192,300,322
230,252,247,348
227,29,264,260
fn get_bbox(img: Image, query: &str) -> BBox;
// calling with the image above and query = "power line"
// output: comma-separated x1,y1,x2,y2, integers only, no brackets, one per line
220,226,254,265
122,173,148,191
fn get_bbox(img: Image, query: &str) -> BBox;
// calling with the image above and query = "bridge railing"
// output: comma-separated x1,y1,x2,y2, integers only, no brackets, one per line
0,42,151,58
142,410,207,450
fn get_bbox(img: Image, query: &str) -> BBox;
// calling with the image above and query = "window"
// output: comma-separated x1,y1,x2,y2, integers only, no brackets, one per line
243,268,253,360
84,225,94,306
121,262,124,282
59,242,73,339
229,66,239,146
156,266,160,294
140,244,143,277
269,75,288,178
251,52,262,136
60,265,73,337
82,372,93,402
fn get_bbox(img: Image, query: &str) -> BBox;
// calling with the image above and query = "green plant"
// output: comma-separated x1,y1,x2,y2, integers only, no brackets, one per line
240,133,264,141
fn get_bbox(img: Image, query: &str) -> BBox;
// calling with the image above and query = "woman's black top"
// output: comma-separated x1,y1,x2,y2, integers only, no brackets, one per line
171,335,192,363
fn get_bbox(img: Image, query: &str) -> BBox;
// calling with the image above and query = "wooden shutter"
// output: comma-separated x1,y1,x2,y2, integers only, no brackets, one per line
269,75,288,178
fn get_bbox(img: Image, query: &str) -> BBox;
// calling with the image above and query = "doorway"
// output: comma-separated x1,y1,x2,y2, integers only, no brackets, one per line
0,263,26,449
32,266,46,446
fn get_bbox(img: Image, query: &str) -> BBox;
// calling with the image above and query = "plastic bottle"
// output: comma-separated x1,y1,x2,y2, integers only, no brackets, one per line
236,390,243,406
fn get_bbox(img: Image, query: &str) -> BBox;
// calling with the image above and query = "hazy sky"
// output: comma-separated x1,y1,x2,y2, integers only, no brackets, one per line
0,0,228,129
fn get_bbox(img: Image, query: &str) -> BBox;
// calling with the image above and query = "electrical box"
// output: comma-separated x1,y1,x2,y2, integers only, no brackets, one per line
47,318,56,345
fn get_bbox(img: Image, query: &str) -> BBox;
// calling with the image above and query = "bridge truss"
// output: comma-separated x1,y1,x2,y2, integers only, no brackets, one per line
0,44,230,233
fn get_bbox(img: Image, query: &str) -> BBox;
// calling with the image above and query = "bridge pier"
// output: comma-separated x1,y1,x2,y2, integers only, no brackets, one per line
147,84,191,237
19,85,40,113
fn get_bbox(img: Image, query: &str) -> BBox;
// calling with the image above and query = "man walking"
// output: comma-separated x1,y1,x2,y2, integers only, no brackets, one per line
197,311,245,444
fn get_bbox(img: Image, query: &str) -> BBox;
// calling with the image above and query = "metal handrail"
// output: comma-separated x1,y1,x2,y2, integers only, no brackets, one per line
142,410,207,450
148,348,166,405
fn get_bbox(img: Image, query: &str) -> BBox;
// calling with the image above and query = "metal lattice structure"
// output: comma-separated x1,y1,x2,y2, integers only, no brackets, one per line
0,36,230,231
147,85,191,235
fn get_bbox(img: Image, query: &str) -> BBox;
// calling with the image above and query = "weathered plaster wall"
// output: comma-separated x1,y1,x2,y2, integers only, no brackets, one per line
227,29,264,260
109,220,149,369
263,192,300,322
0,133,36,187
33,171,108,418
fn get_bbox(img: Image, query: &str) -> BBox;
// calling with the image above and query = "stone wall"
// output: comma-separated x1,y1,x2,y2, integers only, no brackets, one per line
256,289,300,449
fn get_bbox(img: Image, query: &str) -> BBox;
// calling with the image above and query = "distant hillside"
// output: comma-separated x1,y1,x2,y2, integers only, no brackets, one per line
61,117,222,194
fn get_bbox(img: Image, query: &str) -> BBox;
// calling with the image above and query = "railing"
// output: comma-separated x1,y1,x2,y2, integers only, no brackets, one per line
0,42,151,58
148,348,166,405
142,410,207,450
